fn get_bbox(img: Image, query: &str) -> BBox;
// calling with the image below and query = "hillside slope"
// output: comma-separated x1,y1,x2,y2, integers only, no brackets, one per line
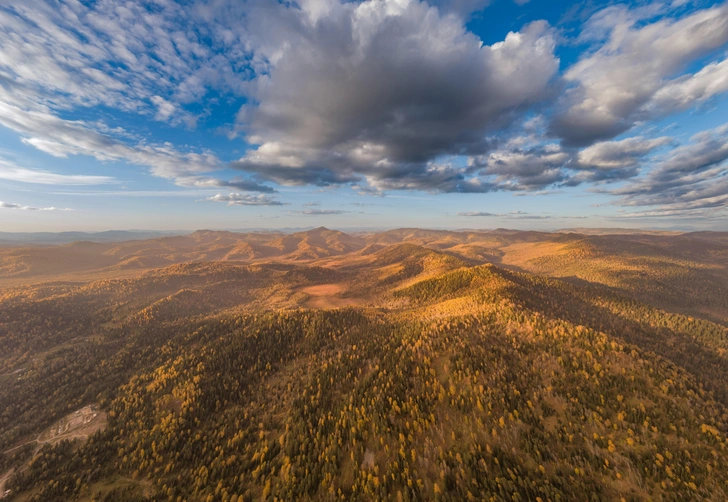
1,242,728,501
2,229,726,325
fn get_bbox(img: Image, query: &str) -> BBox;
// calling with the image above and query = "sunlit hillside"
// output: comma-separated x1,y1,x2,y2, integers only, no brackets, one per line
1,229,727,501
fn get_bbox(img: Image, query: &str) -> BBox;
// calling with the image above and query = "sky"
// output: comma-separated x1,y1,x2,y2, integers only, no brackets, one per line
0,0,727,232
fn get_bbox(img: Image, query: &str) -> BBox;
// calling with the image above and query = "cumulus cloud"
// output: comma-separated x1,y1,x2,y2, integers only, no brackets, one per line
0,200,72,211
611,124,728,212
468,134,674,190
551,3,728,146
0,159,116,185
2,0,727,217
471,143,569,190
362,163,499,193
566,136,674,185
0,0,557,198
206,193,286,206
232,0,559,192
576,136,673,170
647,58,728,114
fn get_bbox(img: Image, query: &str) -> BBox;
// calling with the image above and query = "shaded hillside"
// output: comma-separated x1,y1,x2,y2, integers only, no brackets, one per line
396,264,728,405
1,229,726,327
2,243,728,500
497,234,728,324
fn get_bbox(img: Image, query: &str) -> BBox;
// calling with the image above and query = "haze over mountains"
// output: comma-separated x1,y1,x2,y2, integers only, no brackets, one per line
0,231,180,246
1,228,728,501
2,227,726,323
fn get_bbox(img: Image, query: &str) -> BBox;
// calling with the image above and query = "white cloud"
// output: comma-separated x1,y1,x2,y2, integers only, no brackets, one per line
457,211,498,216
233,0,559,192
0,99,234,188
0,200,72,211
0,158,116,185
206,192,286,206
467,134,677,190
647,57,728,113
0,0,266,193
551,3,728,145
151,96,198,128
576,136,673,169
1,0,727,216
611,123,728,212
0,0,248,122
473,144,569,190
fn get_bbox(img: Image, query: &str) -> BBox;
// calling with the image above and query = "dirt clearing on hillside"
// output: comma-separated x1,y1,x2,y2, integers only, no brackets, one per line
299,284,361,308
36,405,107,446
0,405,107,499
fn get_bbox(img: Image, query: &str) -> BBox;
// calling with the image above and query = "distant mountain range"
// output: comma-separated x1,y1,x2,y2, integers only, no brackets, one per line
1,226,713,246
0,230,185,245
1,226,726,323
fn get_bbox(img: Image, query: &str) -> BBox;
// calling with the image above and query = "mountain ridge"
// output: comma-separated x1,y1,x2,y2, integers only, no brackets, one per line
2,227,724,323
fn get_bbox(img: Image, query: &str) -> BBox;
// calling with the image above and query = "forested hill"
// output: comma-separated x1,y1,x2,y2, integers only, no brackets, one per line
0,233,727,501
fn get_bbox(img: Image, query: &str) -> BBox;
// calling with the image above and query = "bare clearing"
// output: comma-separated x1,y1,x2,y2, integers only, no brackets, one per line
0,405,107,499
300,284,345,296
37,405,107,446
299,283,361,308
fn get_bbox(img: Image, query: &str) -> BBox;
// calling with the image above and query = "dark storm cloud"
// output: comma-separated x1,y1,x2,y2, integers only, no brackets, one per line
229,0,728,202
364,163,500,193
223,179,277,193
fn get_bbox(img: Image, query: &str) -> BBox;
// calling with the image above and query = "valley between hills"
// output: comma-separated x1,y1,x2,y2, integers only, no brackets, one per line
1,227,727,501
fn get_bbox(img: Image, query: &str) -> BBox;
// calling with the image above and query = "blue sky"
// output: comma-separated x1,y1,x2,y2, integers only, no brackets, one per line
0,0,727,232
